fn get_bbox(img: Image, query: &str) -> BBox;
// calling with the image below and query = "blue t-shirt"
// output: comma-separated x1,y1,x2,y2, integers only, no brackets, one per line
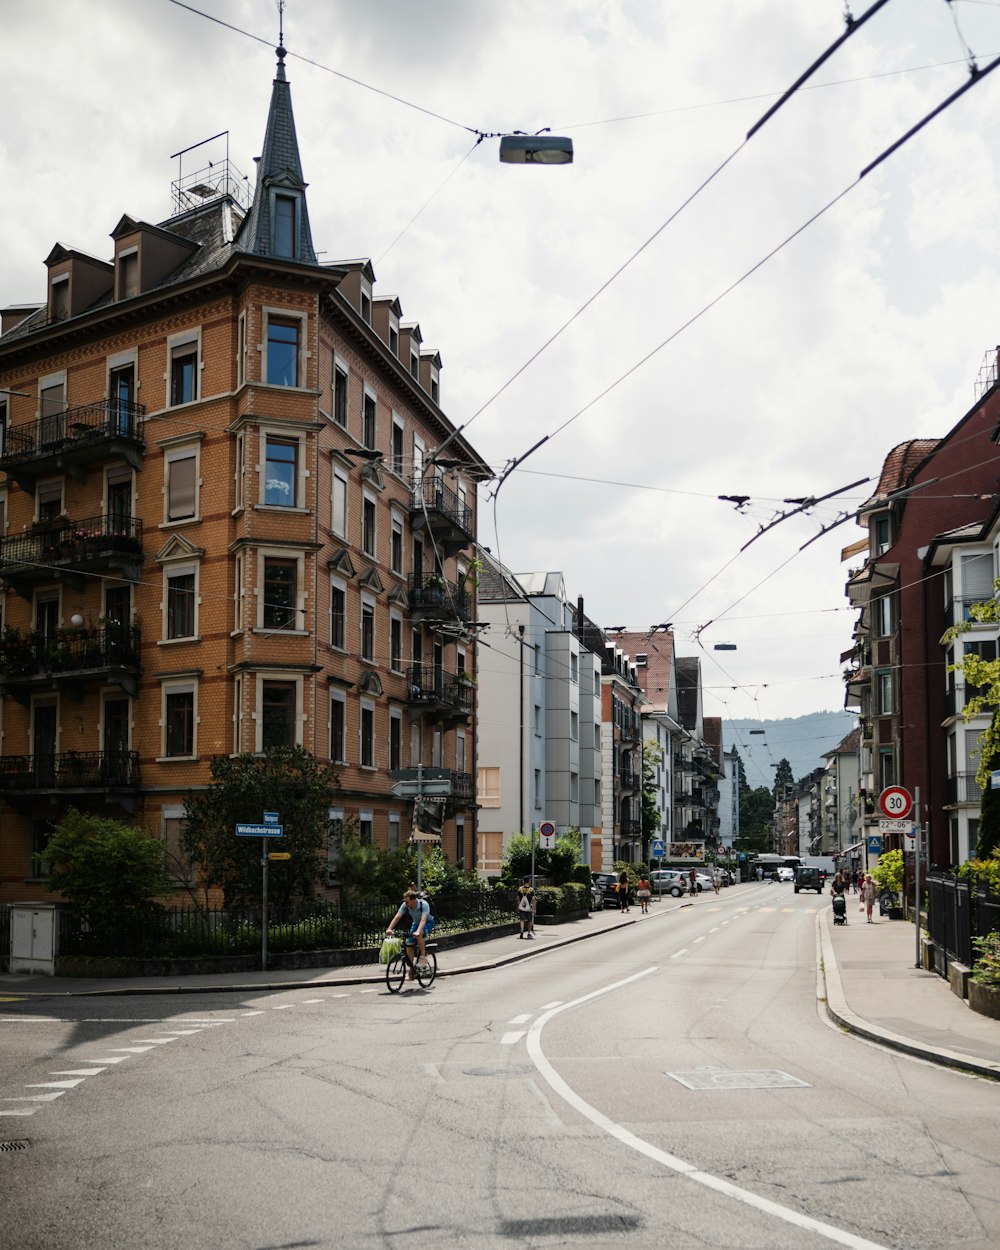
398,898,430,924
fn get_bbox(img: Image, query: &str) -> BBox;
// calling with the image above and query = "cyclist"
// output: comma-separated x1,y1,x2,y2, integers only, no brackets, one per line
386,888,434,979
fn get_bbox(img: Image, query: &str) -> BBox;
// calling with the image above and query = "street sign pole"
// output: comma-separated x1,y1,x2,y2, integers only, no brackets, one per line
530,824,536,891
416,763,424,892
262,837,269,972
914,786,921,970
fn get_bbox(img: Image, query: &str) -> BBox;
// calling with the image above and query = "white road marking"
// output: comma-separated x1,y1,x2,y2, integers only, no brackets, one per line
708,927,720,933
77,1056,129,1064
301,999,324,1004
501,1031,526,1046
241,1011,266,1017
329,993,349,999
671,948,689,959
0,1108,36,1116
130,1038,178,1044
508,1014,532,1024
360,989,379,995
526,970,893,1250
107,1046,156,1054
26,1080,85,1089
693,937,706,944
539,1001,563,1009
272,1004,295,1010
50,1069,106,1076
423,1063,446,1084
2,1092,66,1102
179,1020,231,1025
158,1029,203,1034
0,1016,65,1024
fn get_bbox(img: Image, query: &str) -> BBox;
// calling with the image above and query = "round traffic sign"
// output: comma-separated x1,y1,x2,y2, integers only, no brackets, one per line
878,785,913,819
539,821,555,838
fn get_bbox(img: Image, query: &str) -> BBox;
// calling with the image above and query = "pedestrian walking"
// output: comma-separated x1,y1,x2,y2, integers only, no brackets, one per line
688,866,697,898
617,869,630,913
516,877,536,938
712,866,721,895
636,873,651,914
851,871,859,895
862,873,877,923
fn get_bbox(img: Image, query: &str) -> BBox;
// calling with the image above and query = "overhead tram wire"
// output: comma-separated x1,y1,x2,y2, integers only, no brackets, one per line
490,50,1000,500
423,0,895,471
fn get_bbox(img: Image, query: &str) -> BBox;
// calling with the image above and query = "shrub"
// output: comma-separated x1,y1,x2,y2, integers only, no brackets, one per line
871,849,903,896
957,856,1000,894
971,932,1000,986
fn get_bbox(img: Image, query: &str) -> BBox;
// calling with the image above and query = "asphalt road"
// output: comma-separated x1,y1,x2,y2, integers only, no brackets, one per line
3,890,999,1250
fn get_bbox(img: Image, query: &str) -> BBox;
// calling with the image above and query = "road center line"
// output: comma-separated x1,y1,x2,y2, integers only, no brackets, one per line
671,948,688,959
526,969,892,1250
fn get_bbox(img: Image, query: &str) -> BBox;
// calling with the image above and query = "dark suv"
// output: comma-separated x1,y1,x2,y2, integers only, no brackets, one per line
794,866,823,894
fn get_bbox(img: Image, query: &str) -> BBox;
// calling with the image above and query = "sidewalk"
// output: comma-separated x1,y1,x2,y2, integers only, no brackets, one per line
0,898,650,1000
818,906,1000,1079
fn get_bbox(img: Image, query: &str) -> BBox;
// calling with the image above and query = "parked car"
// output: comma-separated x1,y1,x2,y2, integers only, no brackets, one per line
590,880,604,910
691,872,717,893
592,872,630,906
650,869,687,897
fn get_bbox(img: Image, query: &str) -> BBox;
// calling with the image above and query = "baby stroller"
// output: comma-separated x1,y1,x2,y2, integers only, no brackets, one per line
831,894,847,926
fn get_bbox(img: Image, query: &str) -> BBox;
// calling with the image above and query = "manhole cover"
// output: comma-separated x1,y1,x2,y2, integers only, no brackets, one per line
668,1069,810,1090
463,1064,533,1077
0,1140,31,1152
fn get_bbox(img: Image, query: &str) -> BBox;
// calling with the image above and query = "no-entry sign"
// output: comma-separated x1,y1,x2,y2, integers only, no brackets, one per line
878,786,913,820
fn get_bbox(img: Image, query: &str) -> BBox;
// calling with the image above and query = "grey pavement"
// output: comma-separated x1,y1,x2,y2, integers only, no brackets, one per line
4,886,999,1081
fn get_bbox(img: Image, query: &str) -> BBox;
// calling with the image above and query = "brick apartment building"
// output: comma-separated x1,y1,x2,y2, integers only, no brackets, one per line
844,351,1000,869
0,47,486,903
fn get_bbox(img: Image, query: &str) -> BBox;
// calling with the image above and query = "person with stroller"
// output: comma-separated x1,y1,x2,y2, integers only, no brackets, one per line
830,871,849,925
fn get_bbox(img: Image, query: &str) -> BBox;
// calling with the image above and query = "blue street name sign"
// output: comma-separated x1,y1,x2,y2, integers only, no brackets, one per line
651,839,666,857
235,823,284,838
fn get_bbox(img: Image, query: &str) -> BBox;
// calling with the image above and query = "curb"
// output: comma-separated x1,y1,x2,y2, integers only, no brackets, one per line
816,910,1000,1081
4,906,675,999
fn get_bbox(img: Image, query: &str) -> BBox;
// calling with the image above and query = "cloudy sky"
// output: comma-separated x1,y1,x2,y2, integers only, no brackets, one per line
4,0,1000,779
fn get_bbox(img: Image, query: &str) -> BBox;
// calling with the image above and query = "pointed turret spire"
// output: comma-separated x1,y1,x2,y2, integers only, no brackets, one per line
235,38,317,264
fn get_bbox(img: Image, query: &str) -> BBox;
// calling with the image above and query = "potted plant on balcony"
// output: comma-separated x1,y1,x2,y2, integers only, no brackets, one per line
456,670,476,687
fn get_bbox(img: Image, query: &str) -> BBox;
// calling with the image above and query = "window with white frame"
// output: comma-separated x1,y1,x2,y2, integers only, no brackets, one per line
362,387,377,449
477,767,501,808
168,331,200,407
330,690,346,762
162,680,197,758
331,466,348,537
360,595,375,661
164,443,199,523
262,432,301,508
264,311,305,388
330,577,346,650
389,613,403,672
878,669,894,715
234,553,244,632
359,811,373,844
237,312,248,386
258,677,300,750
362,492,376,558
260,555,300,631
164,563,198,640
360,700,376,769
391,415,404,475
390,510,404,574
333,360,348,428
388,812,401,850
234,432,245,510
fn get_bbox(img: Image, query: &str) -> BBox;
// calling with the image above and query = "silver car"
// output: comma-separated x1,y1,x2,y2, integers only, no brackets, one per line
650,870,687,897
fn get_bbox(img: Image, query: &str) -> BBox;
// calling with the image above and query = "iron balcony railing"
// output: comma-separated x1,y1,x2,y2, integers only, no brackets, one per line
619,817,642,839
0,513,142,577
410,475,473,538
0,749,141,791
406,663,473,715
0,398,146,465
407,573,471,622
0,625,140,682
619,766,638,789
946,773,982,805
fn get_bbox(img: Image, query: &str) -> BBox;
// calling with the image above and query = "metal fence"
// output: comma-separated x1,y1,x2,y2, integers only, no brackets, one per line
57,889,520,960
927,873,1000,971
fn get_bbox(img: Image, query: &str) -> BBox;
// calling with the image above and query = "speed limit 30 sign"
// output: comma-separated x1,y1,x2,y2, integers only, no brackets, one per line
878,785,913,820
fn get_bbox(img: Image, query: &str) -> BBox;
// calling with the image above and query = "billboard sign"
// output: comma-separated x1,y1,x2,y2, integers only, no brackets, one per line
667,841,705,863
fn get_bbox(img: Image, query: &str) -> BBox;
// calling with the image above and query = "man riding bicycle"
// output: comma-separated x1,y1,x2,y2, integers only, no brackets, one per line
386,889,434,979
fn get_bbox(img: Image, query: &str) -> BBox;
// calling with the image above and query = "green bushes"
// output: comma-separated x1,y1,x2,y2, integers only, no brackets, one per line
533,882,587,916
971,932,1000,986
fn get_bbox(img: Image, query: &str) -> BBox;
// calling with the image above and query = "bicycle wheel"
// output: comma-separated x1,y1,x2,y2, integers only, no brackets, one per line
415,950,437,989
386,952,407,993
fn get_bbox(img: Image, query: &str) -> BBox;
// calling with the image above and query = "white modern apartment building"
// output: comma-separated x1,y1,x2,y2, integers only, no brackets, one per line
475,556,602,874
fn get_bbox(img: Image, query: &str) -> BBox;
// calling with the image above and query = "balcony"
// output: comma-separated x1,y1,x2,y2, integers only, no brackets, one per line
0,625,141,702
407,573,471,625
0,399,146,490
446,770,476,814
619,817,642,840
407,664,473,724
619,714,641,744
619,766,638,790
0,513,143,593
946,773,982,806
410,476,473,557
944,597,995,630
0,749,141,812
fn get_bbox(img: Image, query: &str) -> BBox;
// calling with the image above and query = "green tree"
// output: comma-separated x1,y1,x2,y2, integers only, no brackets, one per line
180,747,339,909
737,784,774,852
45,808,174,925
945,583,1000,857
772,758,793,800
500,831,580,884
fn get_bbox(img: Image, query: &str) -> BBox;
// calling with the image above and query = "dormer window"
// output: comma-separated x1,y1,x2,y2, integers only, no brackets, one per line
873,513,890,557
410,351,419,380
50,277,69,322
389,323,399,356
429,368,439,403
117,248,138,300
361,288,372,326
274,195,297,258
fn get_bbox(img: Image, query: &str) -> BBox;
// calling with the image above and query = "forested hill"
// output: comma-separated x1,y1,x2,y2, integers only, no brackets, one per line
723,711,858,788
